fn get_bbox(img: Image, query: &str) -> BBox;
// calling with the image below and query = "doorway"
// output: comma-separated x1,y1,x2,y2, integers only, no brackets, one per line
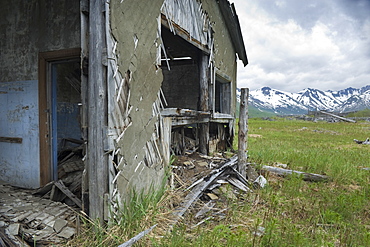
39,48,82,186
50,60,82,180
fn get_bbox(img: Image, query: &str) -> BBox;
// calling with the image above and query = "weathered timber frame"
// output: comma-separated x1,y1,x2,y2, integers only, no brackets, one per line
38,48,81,186
87,0,108,221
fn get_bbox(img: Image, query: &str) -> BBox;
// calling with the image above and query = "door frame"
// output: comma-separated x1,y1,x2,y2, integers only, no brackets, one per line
38,48,81,186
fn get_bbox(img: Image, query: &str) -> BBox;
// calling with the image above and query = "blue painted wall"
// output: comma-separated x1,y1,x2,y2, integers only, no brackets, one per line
0,80,40,188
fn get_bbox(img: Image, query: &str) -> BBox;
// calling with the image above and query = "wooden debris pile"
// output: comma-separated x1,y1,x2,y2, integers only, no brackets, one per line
34,142,84,208
0,183,78,246
170,154,263,229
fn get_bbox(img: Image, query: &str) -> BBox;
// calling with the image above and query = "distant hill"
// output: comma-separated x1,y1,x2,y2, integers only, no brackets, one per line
237,85,370,116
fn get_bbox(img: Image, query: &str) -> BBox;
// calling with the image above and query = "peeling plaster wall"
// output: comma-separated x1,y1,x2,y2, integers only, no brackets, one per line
201,1,238,117
110,0,166,200
0,0,80,188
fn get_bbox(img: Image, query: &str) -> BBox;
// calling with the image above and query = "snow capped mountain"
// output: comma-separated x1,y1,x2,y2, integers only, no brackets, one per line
243,85,370,115
294,88,342,111
248,87,307,115
339,90,370,112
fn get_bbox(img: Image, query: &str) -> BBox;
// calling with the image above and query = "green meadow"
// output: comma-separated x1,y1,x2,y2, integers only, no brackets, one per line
69,118,370,246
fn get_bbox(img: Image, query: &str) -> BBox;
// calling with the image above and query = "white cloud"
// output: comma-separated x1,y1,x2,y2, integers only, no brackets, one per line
233,0,370,92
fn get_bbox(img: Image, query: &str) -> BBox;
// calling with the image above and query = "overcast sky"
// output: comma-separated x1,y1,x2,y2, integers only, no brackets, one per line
233,0,370,93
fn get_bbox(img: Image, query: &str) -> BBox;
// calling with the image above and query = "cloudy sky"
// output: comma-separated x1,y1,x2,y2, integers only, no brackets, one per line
233,0,370,93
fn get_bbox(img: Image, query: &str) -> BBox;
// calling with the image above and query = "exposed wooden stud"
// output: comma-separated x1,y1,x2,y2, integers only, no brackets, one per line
88,0,108,223
199,53,210,154
237,88,248,178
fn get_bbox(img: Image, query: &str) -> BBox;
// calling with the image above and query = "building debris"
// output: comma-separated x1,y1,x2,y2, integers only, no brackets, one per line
170,154,262,229
261,165,330,182
354,138,370,144
0,183,78,246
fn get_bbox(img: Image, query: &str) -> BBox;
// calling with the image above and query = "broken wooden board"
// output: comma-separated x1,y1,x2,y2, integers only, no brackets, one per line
262,165,330,182
54,180,82,208
118,224,157,247
171,156,239,227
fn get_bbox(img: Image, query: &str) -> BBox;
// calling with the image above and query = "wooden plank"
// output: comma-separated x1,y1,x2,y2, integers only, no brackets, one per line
160,108,210,117
0,137,22,143
319,111,356,123
237,88,248,178
54,180,82,208
199,53,210,154
262,165,330,182
118,224,157,247
88,0,108,222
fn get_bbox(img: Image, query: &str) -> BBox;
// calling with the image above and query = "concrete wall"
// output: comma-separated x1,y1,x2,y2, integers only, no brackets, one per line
110,0,166,199
0,0,80,188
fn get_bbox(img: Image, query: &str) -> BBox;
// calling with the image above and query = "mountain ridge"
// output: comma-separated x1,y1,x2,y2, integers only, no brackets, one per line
238,85,370,115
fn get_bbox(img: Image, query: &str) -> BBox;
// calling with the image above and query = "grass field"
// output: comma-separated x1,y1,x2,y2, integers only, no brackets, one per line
69,118,370,246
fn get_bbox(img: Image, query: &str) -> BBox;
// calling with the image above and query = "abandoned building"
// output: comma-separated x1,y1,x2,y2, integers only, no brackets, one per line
0,0,248,224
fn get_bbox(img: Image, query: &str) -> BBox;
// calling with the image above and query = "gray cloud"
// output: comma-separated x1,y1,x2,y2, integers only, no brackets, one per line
234,0,370,92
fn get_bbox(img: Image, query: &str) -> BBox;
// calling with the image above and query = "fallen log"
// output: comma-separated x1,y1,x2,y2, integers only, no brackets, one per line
319,111,356,123
262,165,330,182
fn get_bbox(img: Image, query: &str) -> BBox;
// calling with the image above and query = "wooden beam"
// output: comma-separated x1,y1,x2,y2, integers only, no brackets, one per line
262,165,330,182
199,53,209,154
237,88,248,178
88,0,108,222
319,111,356,123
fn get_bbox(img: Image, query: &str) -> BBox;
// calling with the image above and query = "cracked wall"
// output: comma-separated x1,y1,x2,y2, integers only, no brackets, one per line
109,0,166,203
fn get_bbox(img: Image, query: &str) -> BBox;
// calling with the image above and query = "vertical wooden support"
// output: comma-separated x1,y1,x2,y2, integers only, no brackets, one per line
80,0,89,214
88,0,108,223
238,88,248,178
199,53,209,154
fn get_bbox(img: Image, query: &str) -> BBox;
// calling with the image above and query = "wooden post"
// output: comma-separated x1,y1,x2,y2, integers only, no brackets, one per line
199,53,209,154
88,0,108,223
238,88,248,178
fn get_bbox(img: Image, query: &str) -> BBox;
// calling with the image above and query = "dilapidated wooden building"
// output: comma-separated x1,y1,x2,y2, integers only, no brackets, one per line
0,0,247,221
